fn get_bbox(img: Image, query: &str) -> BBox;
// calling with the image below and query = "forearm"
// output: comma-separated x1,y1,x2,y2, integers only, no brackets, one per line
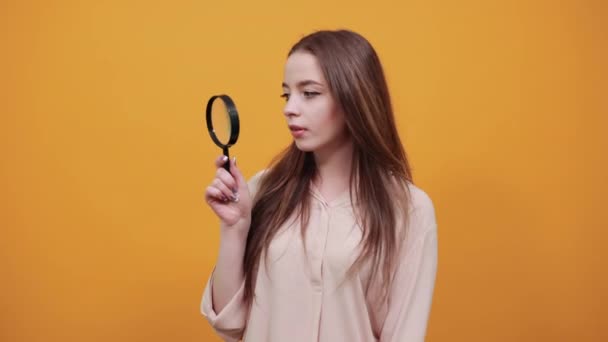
211,224,249,313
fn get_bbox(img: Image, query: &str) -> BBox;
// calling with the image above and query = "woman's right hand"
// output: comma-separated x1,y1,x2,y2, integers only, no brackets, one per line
204,156,253,233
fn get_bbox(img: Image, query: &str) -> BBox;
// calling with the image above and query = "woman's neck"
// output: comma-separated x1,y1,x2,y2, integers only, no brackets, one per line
313,138,353,202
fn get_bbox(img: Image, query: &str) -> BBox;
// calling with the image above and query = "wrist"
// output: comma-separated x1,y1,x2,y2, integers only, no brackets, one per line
220,221,250,241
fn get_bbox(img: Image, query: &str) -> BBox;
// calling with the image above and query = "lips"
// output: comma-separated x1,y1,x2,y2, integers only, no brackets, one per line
289,125,306,131
289,124,307,138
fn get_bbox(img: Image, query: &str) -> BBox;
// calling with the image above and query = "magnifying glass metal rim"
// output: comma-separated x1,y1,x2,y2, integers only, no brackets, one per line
206,94,240,172
206,94,240,148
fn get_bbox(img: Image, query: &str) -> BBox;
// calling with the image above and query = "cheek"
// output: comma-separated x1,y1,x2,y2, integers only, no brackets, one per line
326,111,347,138
315,99,344,132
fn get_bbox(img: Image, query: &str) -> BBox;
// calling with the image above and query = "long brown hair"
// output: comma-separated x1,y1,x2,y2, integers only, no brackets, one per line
243,29,413,304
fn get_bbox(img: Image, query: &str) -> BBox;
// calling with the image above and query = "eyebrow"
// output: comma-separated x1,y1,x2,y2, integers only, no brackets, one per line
282,80,324,88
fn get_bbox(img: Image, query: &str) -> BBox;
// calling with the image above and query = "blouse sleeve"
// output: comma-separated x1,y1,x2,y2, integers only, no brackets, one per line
380,188,439,342
201,269,247,342
200,169,268,341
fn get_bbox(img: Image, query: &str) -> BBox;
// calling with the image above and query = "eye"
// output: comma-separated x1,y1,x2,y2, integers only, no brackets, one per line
303,91,320,98
280,93,290,101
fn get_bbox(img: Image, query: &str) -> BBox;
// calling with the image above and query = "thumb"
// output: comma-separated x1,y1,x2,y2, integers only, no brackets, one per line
229,157,248,193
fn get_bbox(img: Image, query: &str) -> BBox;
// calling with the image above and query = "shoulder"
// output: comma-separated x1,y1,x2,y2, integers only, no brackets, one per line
403,182,437,241
247,169,270,198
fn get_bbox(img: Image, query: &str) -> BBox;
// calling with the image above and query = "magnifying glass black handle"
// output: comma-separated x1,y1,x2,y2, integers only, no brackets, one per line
223,146,230,173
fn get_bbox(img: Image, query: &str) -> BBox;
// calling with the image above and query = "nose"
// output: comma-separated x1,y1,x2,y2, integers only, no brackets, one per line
283,96,299,118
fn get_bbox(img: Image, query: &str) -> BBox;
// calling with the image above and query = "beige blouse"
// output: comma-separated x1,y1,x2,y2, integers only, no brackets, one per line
201,171,438,342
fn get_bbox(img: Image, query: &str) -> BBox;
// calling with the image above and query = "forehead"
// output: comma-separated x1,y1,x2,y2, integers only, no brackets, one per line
283,51,326,86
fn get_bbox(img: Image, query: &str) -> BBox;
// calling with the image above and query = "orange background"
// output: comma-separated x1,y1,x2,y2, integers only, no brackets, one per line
1,0,606,341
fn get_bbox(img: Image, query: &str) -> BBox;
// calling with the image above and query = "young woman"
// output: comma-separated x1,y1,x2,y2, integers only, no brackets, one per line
201,29,438,342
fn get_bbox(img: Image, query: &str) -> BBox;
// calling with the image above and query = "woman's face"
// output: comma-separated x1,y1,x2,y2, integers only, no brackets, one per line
281,51,349,154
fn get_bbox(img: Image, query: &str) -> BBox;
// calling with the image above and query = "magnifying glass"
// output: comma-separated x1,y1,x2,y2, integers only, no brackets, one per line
206,94,240,172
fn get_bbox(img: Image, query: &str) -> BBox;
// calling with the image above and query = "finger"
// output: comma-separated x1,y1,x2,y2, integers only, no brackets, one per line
205,186,228,203
212,179,238,201
228,157,247,193
215,167,238,193
214,155,229,169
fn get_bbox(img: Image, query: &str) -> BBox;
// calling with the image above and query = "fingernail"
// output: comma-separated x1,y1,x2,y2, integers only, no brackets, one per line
233,156,237,166
222,156,228,162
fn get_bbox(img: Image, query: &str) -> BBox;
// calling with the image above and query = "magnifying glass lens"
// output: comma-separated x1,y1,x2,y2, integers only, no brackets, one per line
211,101,231,144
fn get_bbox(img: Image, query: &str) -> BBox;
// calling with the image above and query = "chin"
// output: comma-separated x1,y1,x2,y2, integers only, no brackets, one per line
293,140,317,152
